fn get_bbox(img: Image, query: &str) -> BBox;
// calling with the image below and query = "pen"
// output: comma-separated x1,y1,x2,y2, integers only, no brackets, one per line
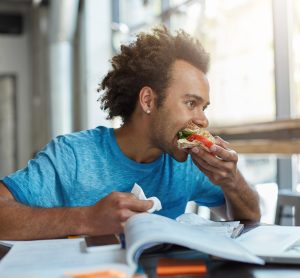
231,224,244,239
118,233,126,249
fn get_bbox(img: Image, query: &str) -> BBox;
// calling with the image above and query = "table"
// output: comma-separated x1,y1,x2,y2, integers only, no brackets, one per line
1,222,300,277
139,245,300,278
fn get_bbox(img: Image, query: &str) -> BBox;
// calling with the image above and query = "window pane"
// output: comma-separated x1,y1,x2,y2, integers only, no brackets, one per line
169,0,204,34
289,1,300,194
290,0,300,118
170,0,275,126
0,76,17,176
113,0,162,52
119,0,162,28
238,155,277,185
296,155,300,192
204,0,275,126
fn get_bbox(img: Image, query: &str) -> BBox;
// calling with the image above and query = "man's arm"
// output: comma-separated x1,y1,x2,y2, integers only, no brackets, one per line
190,137,261,221
0,182,153,240
209,172,260,221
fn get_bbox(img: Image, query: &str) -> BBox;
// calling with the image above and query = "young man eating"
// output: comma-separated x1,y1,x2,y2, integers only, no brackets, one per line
0,27,260,240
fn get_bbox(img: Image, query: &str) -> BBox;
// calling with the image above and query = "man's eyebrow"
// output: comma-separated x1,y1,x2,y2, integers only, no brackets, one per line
184,94,210,106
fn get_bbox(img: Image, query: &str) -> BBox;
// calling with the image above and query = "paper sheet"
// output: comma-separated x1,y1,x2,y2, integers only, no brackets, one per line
236,225,300,256
131,183,162,213
0,238,131,278
176,213,240,237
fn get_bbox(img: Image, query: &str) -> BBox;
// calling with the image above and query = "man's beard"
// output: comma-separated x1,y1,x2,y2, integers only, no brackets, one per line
150,130,188,162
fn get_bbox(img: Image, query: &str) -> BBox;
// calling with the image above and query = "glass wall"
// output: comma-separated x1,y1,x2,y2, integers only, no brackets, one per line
290,0,300,118
297,156,300,192
290,0,300,191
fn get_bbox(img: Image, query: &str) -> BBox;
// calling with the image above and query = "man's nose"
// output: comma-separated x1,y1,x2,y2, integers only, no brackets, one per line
193,112,209,128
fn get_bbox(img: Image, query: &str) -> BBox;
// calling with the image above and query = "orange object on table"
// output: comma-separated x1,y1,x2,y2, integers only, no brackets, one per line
68,270,126,278
157,258,207,277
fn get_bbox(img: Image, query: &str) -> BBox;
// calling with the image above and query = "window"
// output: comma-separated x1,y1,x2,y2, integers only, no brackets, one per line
290,0,300,118
289,0,300,192
297,156,300,192
238,155,277,185
113,0,163,53
0,75,17,176
200,0,275,126
119,0,162,27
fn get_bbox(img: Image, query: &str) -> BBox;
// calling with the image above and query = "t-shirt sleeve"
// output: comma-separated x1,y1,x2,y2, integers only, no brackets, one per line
1,136,76,207
188,162,225,207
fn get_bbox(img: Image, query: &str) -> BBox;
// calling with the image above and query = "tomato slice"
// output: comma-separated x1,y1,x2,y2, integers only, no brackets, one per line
187,134,214,148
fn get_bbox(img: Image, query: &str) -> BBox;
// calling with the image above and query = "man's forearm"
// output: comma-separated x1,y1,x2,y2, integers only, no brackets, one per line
223,172,261,221
0,197,89,240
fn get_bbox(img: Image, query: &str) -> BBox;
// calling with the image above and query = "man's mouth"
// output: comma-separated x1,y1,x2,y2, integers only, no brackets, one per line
174,132,188,152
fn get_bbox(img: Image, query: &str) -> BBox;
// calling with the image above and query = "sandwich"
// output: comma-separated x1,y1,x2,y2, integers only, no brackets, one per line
177,122,215,152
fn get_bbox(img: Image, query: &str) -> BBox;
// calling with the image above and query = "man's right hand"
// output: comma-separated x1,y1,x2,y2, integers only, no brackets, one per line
82,192,154,235
0,182,153,240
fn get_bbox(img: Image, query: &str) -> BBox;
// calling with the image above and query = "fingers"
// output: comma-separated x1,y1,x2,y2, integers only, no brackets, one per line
191,154,217,172
110,192,154,212
192,155,230,178
128,198,154,212
209,137,238,162
214,136,230,149
117,208,140,222
190,143,238,186
211,145,238,162
192,147,237,173
191,158,213,178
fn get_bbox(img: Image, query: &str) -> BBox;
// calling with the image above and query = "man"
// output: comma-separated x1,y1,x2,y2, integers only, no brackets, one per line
0,27,260,240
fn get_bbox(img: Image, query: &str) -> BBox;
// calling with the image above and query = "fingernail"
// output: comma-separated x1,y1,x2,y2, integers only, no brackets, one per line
210,145,217,152
192,147,199,153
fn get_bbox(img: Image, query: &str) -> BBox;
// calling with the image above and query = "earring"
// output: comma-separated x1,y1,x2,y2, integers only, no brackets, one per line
146,109,151,114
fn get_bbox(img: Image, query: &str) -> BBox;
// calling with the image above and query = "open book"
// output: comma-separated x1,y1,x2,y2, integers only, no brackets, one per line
0,213,263,278
123,212,264,271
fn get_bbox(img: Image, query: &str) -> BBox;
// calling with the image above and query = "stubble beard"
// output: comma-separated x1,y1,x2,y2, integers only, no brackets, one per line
150,120,188,163
149,107,189,162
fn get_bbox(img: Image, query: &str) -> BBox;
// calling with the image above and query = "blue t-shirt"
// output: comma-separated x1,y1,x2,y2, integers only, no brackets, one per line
1,126,225,219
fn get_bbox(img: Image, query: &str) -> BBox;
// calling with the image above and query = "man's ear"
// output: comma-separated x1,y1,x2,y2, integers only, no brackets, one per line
139,86,156,115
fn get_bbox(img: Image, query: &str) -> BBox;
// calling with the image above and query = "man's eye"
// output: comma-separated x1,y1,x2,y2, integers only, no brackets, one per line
186,100,196,109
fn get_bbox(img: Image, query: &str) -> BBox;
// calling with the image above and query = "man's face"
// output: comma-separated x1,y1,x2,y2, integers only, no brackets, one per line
149,60,210,162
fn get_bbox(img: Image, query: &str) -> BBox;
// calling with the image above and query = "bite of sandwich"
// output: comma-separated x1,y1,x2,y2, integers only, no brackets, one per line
177,122,215,152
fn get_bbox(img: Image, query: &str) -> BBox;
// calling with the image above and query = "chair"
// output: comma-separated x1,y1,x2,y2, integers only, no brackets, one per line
254,183,278,224
275,189,300,226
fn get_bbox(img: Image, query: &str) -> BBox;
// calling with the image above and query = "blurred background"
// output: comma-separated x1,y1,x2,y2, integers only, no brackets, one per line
0,0,300,224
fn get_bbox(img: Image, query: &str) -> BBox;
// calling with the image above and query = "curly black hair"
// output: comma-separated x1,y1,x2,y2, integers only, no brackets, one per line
98,26,209,124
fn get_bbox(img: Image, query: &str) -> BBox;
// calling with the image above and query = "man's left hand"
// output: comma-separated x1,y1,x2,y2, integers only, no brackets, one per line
189,136,239,188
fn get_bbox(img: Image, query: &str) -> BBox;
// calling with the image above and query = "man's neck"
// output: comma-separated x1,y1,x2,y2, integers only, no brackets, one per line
114,122,162,163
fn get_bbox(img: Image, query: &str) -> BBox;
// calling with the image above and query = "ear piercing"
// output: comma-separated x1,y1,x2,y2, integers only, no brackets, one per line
146,109,151,114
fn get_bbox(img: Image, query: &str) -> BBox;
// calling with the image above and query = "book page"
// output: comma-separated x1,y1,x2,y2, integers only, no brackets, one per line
176,213,241,237
124,213,264,267
237,226,300,257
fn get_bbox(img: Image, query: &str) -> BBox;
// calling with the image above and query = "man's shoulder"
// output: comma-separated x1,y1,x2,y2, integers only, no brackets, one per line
55,126,110,145
43,126,112,157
